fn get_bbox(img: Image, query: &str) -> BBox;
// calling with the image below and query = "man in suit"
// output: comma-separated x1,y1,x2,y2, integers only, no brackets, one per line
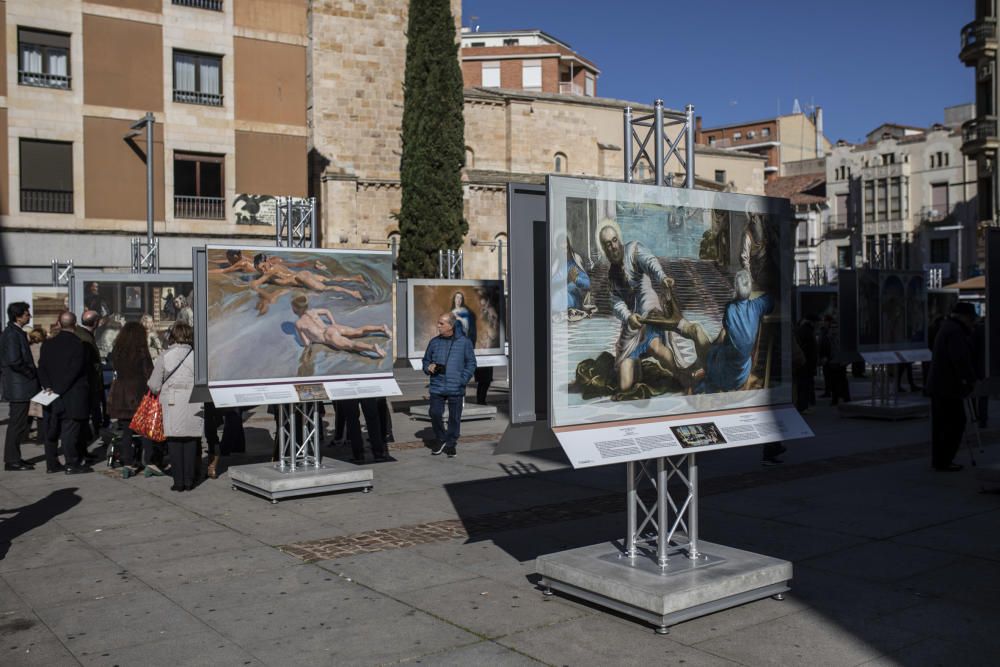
38,312,92,474
1,302,40,471
76,310,105,441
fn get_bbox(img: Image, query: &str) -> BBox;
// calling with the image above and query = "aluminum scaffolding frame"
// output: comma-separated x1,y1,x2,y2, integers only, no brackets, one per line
438,248,464,279
623,99,696,188
50,260,73,287
621,100,704,575
274,196,323,473
124,113,160,274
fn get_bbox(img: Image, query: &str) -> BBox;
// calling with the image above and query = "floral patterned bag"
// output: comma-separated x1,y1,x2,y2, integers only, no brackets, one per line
129,391,165,442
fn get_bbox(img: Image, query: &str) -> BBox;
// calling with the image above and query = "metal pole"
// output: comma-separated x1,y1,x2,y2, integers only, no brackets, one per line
687,453,700,559
685,104,696,189
625,461,637,559
653,100,664,187
623,106,634,183
288,405,297,471
312,402,321,467
656,457,669,567
497,238,504,281
310,197,318,248
145,112,154,245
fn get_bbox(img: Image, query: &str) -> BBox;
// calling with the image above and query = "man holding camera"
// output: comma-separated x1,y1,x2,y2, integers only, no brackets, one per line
422,312,476,458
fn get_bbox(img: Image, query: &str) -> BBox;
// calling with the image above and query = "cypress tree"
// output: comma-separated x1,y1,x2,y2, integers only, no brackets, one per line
397,0,466,278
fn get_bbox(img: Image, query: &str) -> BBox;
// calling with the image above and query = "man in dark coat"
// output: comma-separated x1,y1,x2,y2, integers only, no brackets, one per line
1,302,40,471
38,312,92,474
422,312,476,458
76,310,105,439
926,302,978,472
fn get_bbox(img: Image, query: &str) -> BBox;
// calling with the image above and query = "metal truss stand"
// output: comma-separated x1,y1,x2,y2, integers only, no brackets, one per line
229,195,374,502
538,111,790,632
623,99,695,187
131,238,160,274
50,260,73,287
839,361,929,420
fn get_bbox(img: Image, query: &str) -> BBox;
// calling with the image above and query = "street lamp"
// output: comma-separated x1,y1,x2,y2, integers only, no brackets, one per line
124,112,157,272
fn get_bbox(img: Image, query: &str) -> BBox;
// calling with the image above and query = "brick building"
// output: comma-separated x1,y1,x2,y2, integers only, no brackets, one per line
459,29,599,97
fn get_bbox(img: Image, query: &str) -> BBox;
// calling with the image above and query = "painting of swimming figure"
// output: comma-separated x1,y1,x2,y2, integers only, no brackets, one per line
406,279,505,358
547,176,794,429
205,246,393,384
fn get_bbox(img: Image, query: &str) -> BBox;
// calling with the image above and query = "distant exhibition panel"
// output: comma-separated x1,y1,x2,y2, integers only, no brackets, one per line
546,176,810,466
405,278,505,359
201,246,394,390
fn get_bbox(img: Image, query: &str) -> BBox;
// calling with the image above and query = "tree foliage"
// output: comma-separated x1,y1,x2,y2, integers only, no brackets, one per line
397,0,466,278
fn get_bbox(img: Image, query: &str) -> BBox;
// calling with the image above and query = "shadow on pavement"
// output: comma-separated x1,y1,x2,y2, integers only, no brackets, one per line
0,488,81,560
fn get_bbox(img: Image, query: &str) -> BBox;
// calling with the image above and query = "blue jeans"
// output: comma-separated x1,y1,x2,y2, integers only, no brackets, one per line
429,394,463,452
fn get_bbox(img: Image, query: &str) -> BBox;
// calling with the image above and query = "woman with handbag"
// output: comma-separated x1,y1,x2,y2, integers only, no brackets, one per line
148,322,201,491
108,322,154,477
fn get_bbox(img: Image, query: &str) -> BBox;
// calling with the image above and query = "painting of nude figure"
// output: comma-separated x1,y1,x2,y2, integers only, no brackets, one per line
547,176,794,428
204,246,393,384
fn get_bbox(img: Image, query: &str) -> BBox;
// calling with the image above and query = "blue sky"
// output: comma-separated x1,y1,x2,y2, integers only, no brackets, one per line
461,0,973,143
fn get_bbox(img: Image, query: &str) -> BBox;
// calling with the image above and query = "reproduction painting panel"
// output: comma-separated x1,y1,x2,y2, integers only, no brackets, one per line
75,277,194,362
204,246,393,384
31,288,68,332
406,279,505,358
547,176,794,429
854,269,927,351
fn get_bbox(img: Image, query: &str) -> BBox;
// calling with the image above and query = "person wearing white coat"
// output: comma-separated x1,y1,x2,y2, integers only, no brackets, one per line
148,322,201,491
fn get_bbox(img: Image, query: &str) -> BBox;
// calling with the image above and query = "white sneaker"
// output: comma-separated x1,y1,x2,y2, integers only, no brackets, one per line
431,443,447,455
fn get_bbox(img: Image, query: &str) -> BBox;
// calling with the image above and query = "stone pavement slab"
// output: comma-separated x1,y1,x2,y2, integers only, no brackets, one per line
3,558,150,611
75,630,266,667
398,640,545,665
1,613,80,667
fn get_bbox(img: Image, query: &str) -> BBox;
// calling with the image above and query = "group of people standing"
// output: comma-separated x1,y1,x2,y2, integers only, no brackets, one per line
1,301,215,492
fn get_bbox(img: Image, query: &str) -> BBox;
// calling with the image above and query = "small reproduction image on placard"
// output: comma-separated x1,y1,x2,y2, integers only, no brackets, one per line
670,422,727,448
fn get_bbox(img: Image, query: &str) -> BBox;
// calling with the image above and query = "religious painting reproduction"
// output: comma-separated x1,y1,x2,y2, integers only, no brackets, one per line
547,176,794,428
406,279,505,358
851,269,927,351
204,246,393,384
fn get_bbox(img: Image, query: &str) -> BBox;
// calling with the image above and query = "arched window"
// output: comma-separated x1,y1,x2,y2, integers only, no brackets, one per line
554,152,567,173
464,146,474,169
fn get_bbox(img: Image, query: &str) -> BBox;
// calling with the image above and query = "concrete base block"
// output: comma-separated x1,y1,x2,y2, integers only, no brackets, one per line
229,461,373,503
409,403,497,421
838,398,929,420
536,540,791,632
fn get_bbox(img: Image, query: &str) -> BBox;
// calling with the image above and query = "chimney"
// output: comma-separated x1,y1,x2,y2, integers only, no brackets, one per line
814,106,824,157
695,115,702,132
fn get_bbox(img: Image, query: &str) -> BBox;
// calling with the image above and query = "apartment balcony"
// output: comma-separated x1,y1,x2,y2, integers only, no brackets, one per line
860,161,910,181
173,0,223,9
173,89,223,107
960,18,997,65
21,189,73,214
174,195,224,220
961,116,998,158
559,82,582,95
823,215,853,239
918,206,955,227
18,70,71,90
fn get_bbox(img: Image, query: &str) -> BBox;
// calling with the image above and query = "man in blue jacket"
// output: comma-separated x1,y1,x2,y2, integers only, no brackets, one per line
422,312,476,457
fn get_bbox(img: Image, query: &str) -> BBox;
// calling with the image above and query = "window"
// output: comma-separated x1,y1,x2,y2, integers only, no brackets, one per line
708,135,716,146
584,72,594,96
481,61,500,87
944,152,950,166
882,152,895,165
714,170,726,184
173,152,224,219
761,127,771,137
554,152,567,173
464,146,474,168
522,60,541,90
172,0,223,10
732,131,742,140
864,180,875,220
20,139,73,214
18,28,70,89
930,238,950,264
469,41,485,47
837,246,852,268
503,38,520,46
931,182,949,215
889,177,901,218
747,130,756,139
173,50,222,106
876,179,888,220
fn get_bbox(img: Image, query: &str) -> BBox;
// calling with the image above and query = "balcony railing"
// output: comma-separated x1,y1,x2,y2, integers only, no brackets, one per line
21,189,73,213
559,82,582,95
960,18,997,60
962,116,998,144
18,71,71,90
919,206,951,226
824,215,853,238
173,89,223,107
173,0,223,9
174,195,224,220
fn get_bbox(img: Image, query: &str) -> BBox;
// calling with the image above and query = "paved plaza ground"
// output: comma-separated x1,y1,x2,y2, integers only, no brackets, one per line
1,369,998,666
